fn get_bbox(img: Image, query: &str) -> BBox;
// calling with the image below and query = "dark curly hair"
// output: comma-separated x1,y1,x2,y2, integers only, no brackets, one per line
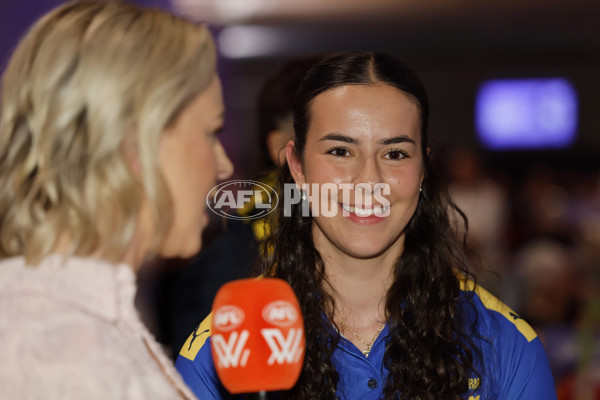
257,52,484,400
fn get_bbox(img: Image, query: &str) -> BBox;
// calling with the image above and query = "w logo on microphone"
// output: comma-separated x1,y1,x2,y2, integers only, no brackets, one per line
261,328,304,365
212,331,251,368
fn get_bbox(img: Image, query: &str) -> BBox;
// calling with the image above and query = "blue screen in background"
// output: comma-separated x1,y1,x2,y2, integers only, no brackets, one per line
475,78,578,150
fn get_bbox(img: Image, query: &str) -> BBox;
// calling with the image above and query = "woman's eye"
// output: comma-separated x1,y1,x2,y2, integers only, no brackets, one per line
327,147,351,157
384,149,407,160
209,127,223,143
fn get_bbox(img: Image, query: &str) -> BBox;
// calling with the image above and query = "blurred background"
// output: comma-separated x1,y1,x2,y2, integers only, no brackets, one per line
2,0,599,397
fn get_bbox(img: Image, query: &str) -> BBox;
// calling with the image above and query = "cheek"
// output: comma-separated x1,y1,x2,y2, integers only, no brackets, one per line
206,145,221,177
303,156,353,185
190,137,217,181
385,165,423,194
162,138,215,213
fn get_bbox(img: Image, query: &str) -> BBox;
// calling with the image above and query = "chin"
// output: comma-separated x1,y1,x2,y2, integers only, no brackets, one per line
339,241,394,260
180,239,203,259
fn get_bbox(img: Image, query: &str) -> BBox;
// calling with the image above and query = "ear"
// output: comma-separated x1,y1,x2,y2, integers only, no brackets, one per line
122,135,142,175
285,140,305,186
421,146,431,185
266,129,288,167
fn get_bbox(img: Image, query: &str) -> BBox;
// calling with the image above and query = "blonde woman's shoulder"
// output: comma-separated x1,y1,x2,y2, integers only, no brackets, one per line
0,256,190,399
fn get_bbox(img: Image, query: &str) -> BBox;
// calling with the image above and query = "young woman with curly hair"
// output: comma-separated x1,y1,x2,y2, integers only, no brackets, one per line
177,51,556,400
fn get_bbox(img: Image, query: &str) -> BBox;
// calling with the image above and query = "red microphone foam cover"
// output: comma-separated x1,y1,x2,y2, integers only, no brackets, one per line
210,278,305,394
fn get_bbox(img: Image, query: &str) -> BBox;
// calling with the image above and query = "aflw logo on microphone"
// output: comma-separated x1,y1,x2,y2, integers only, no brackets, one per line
261,328,304,365
262,301,299,327
213,329,302,369
213,305,250,368
213,305,244,331
212,305,249,368
211,301,304,369
261,300,303,366
212,331,251,368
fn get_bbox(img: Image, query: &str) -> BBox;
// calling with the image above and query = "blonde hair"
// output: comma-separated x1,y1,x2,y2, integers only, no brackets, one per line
0,1,216,265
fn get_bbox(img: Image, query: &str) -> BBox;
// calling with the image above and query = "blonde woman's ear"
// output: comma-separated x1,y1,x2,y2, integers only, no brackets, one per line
123,138,142,175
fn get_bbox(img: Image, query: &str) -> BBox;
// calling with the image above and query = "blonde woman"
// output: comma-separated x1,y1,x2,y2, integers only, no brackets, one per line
0,1,233,398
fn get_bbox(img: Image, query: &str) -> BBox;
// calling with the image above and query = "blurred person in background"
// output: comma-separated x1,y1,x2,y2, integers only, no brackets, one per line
447,147,509,296
0,1,232,398
167,55,324,359
506,166,600,398
509,238,581,377
508,238,600,399
515,166,572,241
176,51,556,399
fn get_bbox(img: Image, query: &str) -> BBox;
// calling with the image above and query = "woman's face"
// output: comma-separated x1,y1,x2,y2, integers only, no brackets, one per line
158,74,233,258
287,83,424,260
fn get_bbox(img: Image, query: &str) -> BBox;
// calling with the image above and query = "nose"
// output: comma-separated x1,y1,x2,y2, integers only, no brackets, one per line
215,140,234,180
353,157,382,190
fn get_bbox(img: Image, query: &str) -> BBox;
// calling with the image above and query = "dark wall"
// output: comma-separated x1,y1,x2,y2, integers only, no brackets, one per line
216,15,600,177
2,2,599,176
0,0,172,72
0,0,65,70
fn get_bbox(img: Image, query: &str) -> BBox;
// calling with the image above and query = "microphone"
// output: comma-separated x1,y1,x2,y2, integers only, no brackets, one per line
210,277,305,397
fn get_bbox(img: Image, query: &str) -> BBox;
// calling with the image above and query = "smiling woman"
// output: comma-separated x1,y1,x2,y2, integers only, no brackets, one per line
276,51,556,400
175,51,557,400
286,83,424,260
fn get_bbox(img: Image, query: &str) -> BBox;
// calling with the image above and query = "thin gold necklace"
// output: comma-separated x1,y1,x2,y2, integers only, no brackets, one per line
340,320,385,358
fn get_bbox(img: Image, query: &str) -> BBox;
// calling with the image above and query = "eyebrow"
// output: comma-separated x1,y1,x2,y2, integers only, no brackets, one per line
379,136,416,145
317,133,357,144
318,133,416,146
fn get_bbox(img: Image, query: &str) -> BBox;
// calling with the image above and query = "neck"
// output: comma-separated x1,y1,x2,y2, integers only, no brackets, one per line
52,229,150,274
314,229,403,327
326,258,391,323
121,237,149,273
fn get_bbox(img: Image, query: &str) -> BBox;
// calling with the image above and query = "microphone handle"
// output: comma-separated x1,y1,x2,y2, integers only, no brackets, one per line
242,391,283,400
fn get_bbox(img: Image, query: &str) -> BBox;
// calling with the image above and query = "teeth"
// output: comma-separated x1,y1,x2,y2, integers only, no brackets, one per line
341,204,390,217
354,207,374,217
342,204,354,213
